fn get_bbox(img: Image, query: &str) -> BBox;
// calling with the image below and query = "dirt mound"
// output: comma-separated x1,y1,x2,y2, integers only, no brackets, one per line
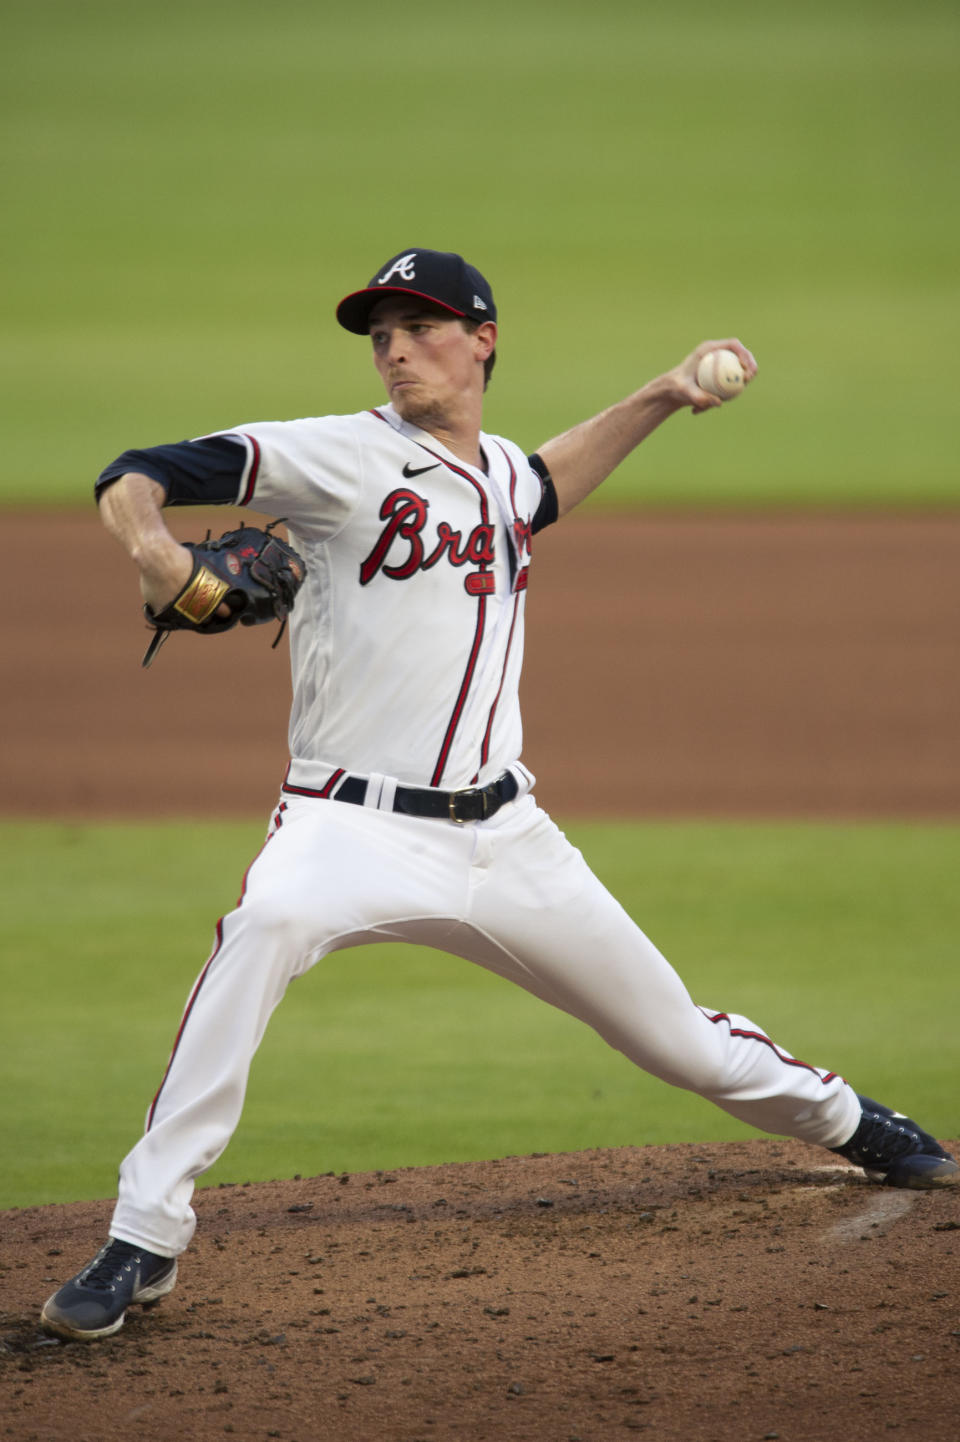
4,1140,959,1441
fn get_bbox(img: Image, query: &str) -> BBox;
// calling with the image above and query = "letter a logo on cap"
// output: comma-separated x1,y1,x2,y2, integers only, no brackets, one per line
377,253,417,285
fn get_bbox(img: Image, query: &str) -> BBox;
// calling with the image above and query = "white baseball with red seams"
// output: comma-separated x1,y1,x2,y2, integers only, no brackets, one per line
107,398,861,1259
697,347,744,400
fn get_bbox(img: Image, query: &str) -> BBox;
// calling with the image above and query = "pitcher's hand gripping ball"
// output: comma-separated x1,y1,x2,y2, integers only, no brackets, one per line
142,522,306,667
696,347,745,400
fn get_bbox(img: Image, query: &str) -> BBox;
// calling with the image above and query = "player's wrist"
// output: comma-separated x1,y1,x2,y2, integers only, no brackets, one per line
649,370,693,412
136,540,195,610
624,373,686,426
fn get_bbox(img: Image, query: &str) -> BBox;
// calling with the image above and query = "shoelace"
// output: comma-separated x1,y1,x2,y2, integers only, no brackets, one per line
851,1111,922,1164
80,1241,140,1292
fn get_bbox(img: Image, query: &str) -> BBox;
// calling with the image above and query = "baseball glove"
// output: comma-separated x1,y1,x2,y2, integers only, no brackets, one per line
141,521,306,667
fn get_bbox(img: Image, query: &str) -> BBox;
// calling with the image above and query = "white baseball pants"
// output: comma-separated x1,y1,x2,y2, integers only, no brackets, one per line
111,787,860,1256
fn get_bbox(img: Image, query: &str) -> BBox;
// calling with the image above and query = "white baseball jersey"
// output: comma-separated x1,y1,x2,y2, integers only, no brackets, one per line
215,405,541,792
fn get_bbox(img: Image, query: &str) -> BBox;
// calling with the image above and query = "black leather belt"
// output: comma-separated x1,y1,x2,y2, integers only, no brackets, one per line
335,769,519,823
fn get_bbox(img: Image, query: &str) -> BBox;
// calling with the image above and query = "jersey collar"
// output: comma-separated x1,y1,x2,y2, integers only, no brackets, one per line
372,405,490,478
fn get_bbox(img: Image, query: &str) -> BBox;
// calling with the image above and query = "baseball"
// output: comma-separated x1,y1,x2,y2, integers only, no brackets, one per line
697,348,744,400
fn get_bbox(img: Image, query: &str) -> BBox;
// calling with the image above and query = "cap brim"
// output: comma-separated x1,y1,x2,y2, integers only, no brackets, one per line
336,287,468,335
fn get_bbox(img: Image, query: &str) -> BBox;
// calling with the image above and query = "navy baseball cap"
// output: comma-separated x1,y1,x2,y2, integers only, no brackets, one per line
336,248,497,334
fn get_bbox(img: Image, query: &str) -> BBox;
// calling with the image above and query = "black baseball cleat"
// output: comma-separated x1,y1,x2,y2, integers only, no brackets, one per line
831,1095,959,1189
40,1237,177,1341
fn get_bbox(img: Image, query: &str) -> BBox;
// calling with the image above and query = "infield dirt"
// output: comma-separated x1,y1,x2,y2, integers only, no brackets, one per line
4,1142,960,1442
2,510,959,1440
4,508,960,819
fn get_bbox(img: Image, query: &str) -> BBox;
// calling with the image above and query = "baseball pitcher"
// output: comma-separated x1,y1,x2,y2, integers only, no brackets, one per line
42,249,957,1341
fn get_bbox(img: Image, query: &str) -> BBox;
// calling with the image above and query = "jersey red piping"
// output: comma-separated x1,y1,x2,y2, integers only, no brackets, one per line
418,449,492,786
368,409,496,788
281,768,346,800
478,590,521,769
432,594,487,787
238,433,261,506
497,439,519,514
478,441,525,767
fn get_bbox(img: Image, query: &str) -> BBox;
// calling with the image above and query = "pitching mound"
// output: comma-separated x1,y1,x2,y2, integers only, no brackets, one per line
4,1139,958,1441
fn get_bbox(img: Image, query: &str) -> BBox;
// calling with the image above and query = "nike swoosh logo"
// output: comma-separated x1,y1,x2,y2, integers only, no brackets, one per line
402,461,441,478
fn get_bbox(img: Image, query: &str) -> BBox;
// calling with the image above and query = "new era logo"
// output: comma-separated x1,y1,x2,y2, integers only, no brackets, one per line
472,295,488,310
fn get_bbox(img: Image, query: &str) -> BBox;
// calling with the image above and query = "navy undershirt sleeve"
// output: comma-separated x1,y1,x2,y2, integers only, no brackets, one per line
528,453,559,533
94,436,248,506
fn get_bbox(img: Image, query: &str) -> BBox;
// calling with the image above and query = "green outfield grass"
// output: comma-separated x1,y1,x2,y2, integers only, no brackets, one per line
2,1,958,509
2,818,957,1210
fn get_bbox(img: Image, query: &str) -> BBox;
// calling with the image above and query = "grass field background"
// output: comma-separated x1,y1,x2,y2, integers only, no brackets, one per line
2,0,958,508
2,819,957,1210
2,4,957,1212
